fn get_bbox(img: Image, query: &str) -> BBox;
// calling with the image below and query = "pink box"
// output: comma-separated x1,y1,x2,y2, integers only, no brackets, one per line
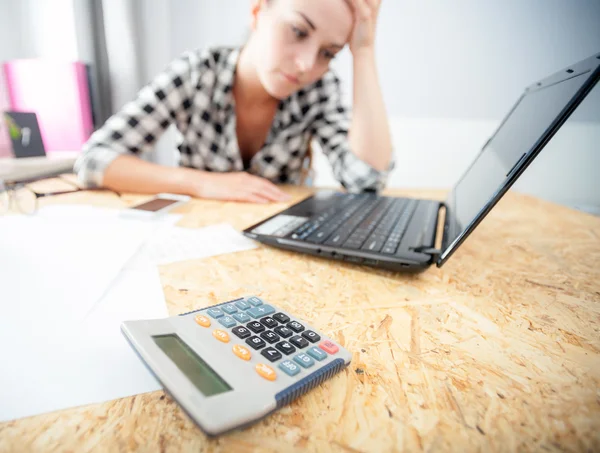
0,70,11,157
3,59,94,154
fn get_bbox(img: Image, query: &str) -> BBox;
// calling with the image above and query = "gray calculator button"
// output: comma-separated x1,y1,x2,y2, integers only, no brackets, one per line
286,321,305,333
232,326,251,339
289,335,309,349
306,346,327,361
207,308,224,318
275,341,296,356
222,303,238,315
247,296,264,307
261,347,282,362
293,353,315,368
279,360,301,376
301,330,321,343
235,300,252,310
248,304,275,319
218,316,237,328
273,326,293,338
233,312,252,323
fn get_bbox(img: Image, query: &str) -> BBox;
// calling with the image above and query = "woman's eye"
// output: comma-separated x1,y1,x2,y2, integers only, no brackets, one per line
321,50,336,60
291,26,308,39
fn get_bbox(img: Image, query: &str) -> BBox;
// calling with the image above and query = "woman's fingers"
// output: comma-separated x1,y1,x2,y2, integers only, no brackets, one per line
248,175,290,201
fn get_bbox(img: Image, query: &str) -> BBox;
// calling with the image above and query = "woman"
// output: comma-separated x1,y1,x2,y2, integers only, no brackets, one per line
75,0,394,204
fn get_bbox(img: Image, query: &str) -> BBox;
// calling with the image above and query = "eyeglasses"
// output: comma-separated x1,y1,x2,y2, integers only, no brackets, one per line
0,176,120,215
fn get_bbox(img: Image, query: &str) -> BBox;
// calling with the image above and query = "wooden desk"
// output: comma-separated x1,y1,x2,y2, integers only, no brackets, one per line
1,185,599,452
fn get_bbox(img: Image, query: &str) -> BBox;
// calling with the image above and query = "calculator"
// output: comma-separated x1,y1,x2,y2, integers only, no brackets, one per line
121,296,352,436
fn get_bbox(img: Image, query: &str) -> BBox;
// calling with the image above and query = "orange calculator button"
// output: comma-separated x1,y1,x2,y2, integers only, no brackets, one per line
255,363,277,381
232,344,251,361
194,315,211,327
212,329,230,343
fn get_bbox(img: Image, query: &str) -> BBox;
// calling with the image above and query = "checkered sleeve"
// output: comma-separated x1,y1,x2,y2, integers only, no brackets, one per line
74,51,202,187
309,73,394,193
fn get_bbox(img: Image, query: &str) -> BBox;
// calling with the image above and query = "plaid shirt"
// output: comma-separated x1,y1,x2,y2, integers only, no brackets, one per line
74,46,392,192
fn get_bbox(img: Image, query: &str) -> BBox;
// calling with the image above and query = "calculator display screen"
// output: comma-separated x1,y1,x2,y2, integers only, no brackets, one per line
153,334,233,396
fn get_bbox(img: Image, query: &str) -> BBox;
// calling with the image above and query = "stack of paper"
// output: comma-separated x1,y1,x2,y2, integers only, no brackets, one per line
0,206,258,422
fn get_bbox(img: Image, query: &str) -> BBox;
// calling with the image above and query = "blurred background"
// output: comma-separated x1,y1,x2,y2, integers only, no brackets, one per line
0,0,599,213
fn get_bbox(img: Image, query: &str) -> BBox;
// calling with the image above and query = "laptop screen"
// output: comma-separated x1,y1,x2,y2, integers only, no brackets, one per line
440,56,599,266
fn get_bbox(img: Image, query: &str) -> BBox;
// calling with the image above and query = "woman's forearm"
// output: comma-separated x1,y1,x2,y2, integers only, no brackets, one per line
102,155,202,196
349,48,393,171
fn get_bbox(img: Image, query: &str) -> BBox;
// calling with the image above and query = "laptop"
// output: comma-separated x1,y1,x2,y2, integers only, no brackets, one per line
1,111,76,184
243,52,600,272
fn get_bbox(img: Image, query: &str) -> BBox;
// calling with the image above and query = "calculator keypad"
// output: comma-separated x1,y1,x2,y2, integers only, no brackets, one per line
260,331,280,344
260,317,278,328
273,326,293,338
261,347,282,362
232,326,251,339
247,321,265,334
275,341,296,355
302,331,320,343
246,336,266,350
198,297,342,383
273,313,290,324
289,335,309,349
233,312,252,323
287,321,305,333
218,316,237,328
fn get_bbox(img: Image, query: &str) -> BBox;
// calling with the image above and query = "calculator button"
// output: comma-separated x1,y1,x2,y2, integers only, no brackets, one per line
212,330,230,343
289,335,309,349
293,353,315,368
273,326,293,338
273,313,290,324
307,346,327,361
232,326,251,339
247,296,264,307
302,330,320,343
255,363,277,381
260,331,280,344
287,321,305,333
261,347,282,362
207,308,224,319
279,360,301,376
221,303,238,315
235,299,252,310
246,336,266,350
260,316,278,328
218,316,237,328
232,344,251,361
248,304,275,319
232,312,252,323
247,321,265,334
319,340,339,354
194,315,211,328
275,341,296,356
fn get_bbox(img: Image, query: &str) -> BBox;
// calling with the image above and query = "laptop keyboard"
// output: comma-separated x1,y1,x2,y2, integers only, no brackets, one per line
289,195,419,255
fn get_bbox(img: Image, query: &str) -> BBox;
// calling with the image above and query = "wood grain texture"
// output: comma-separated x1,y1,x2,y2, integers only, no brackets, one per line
1,185,599,453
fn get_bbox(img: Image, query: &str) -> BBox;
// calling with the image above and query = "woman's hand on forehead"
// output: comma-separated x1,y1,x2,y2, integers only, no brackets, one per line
348,0,382,53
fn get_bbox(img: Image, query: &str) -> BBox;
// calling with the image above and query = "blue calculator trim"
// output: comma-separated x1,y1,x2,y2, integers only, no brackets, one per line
274,358,347,408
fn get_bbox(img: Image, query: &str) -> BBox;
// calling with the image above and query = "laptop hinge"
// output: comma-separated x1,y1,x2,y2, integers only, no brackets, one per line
411,246,442,256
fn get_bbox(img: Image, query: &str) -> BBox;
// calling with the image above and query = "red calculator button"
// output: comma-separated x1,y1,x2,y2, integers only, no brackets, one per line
319,340,339,354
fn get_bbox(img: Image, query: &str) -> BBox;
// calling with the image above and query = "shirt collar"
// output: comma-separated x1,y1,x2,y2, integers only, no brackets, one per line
213,47,241,112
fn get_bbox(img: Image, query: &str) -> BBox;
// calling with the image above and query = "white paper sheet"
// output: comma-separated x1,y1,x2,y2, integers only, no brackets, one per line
0,207,180,327
136,223,258,265
0,265,167,422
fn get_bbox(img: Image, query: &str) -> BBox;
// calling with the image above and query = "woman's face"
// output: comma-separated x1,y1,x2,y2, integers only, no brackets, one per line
251,0,353,99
